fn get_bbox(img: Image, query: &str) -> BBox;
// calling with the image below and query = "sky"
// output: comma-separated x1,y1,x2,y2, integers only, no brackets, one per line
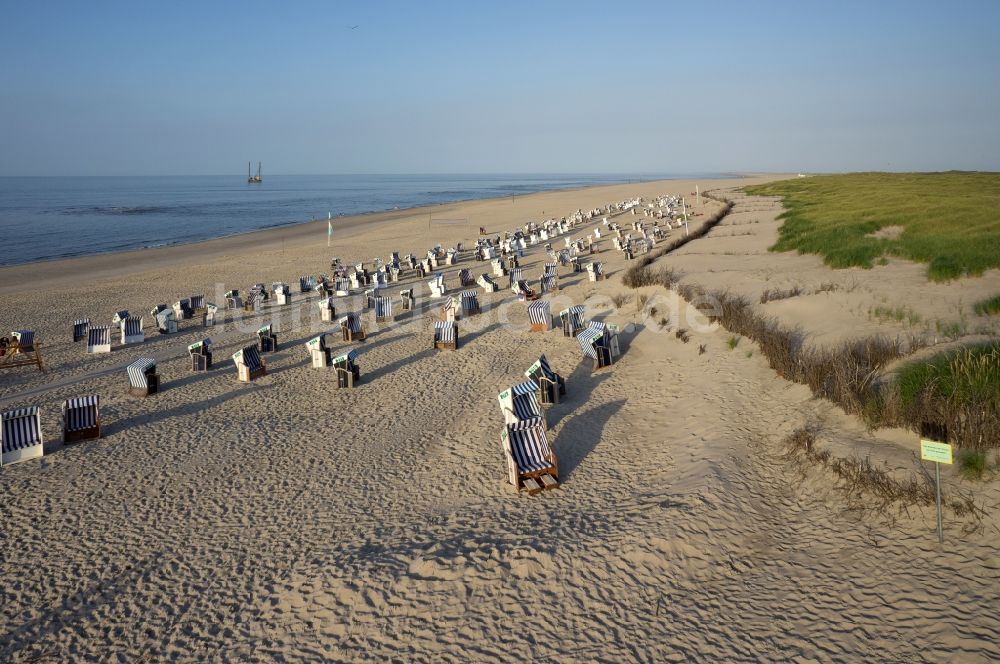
1,0,998,176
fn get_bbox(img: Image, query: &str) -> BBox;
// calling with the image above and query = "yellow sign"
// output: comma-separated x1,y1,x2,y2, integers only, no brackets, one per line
920,439,953,464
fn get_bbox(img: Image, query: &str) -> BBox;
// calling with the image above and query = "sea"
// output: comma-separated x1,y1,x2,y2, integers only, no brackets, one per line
0,173,725,266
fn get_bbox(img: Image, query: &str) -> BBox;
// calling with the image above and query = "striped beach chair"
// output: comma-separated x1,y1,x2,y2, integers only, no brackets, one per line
433,321,458,350
525,354,566,405
429,274,446,298
461,290,480,316
253,283,270,301
507,254,519,270
307,334,332,368
512,280,537,302
541,273,558,293
477,273,499,293
363,288,376,310
334,349,360,388
560,305,586,338
243,288,262,313
400,289,415,312
204,302,219,327
63,395,101,443
587,261,605,282
190,294,207,315
0,330,45,372
300,275,316,293
374,295,394,323
445,248,458,265
120,316,144,345
154,307,177,334
225,289,243,309
498,381,545,427
73,318,90,342
501,417,559,494
1,406,44,465
188,338,213,371
577,325,613,370
459,268,475,287
257,324,278,353
341,313,366,342
318,296,337,322
508,267,523,288
527,300,551,332
127,357,160,396
492,257,507,277
273,282,292,305
439,296,459,322
233,345,266,383
87,325,112,354
335,277,351,296
173,298,193,320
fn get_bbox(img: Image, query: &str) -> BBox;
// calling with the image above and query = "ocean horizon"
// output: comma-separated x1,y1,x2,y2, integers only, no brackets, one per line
0,173,731,266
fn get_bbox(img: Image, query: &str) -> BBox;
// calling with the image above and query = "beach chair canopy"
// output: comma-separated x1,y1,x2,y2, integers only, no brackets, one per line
499,381,542,422
527,301,550,325
188,338,212,353
576,327,605,359
155,309,174,327
505,417,553,474
561,305,586,327
318,296,335,310
191,295,205,309
374,296,392,317
73,319,90,336
232,345,263,371
63,395,99,432
126,358,157,388
224,289,239,298
1,407,42,455
333,349,359,367
526,354,558,384
434,321,455,343
257,324,273,337
340,313,362,333
88,326,111,346
11,330,35,349
122,316,143,336
306,334,328,351
461,290,479,309
113,310,130,324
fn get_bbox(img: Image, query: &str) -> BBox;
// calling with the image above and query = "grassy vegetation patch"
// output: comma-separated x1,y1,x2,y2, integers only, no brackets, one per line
744,172,1000,281
974,294,1000,316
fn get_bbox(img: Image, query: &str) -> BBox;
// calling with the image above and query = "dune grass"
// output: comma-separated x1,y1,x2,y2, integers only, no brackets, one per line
974,294,1000,316
744,172,1000,281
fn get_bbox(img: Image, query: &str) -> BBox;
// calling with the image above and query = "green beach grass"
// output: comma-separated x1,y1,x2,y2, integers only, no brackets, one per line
744,172,1000,281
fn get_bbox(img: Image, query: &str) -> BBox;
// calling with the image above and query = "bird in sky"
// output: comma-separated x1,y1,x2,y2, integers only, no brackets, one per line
349,25,359,30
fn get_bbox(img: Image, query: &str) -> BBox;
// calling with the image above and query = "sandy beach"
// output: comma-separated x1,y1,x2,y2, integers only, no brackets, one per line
1,175,998,662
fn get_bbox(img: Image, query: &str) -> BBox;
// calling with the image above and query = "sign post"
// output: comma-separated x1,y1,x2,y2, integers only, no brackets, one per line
920,436,952,544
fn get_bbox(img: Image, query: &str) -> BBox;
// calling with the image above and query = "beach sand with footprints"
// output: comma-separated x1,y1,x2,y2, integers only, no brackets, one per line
1,175,998,661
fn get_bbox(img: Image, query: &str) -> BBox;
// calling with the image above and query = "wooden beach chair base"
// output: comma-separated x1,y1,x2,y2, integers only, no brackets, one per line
434,340,458,350
520,472,560,495
64,422,101,444
530,323,550,333
0,342,45,372
342,328,366,342
238,365,267,383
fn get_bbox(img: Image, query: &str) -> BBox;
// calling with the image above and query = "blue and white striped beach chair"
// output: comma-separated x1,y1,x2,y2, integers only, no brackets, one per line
335,277,351,296
477,273,498,293
306,334,332,368
541,273,558,293
1,406,44,465
512,279,536,302
433,320,458,350
273,282,292,305
577,324,613,370
232,345,266,383
318,296,337,322
374,296,393,323
501,417,558,494
459,268,474,286
461,290,480,316
300,275,316,293
257,324,278,352
120,316,144,345
560,305,586,337
429,274,446,298
127,357,160,396
112,310,131,325
73,318,90,342
587,261,605,282
400,289,415,312
498,381,545,427
491,257,506,277
225,289,242,309
173,298,193,320
87,326,111,354
439,296,459,322
190,295,207,315
341,312,366,342
525,354,566,404
188,338,213,371
508,267,523,289
527,300,551,332
334,349,360,388
63,395,100,443
244,288,262,312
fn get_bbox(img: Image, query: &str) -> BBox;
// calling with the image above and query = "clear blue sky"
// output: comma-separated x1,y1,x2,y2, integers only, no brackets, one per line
1,0,998,175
